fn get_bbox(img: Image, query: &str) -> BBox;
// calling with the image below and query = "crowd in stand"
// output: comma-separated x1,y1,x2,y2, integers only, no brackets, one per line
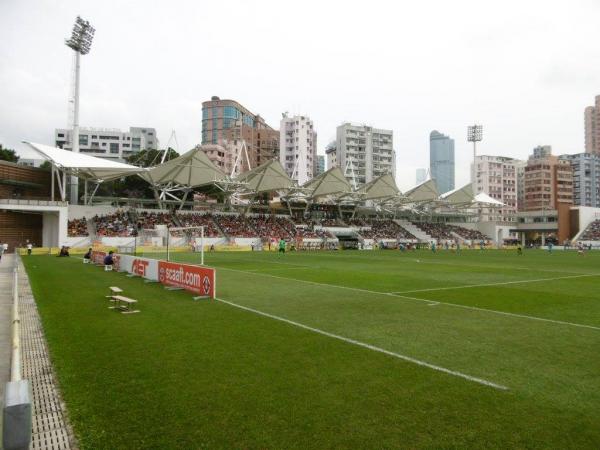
213,215,257,238
67,217,89,237
137,211,176,228
174,213,222,237
246,215,296,239
447,225,489,241
94,211,134,237
357,220,416,240
89,209,500,244
580,220,600,241
413,222,454,240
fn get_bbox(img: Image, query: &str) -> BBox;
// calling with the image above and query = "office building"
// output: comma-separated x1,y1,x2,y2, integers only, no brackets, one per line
316,155,325,176
584,95,600,155
280,114,317,185
523,145,573,211
472,155,522,222
335,123,395,187
559,153,600,207
55,126,158,161
201,96,279,175
416,168,427,185
429,130,455,194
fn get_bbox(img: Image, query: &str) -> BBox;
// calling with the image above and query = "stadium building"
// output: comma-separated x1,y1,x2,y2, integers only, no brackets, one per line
3,142,600,253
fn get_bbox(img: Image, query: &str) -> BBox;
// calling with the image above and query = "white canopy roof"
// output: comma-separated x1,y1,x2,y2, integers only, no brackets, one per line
473,192,504,206
140,146,226,187
23,141,145,182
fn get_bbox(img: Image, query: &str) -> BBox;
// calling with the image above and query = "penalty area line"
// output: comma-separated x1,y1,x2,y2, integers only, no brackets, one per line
215,296,509,391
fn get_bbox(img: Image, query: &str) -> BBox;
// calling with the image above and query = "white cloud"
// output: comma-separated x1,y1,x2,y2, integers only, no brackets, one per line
1,0,599,190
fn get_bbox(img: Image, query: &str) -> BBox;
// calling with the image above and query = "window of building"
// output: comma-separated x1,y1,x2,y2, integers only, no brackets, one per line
110,143,119,154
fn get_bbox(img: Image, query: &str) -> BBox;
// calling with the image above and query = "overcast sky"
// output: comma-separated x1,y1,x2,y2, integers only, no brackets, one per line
1,0,599,190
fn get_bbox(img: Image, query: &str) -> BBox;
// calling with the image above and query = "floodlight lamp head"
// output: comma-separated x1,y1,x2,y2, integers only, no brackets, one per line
467,124,483,142
65,16,95,55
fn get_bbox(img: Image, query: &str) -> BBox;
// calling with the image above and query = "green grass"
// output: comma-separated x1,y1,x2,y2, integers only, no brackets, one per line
23,249,600,449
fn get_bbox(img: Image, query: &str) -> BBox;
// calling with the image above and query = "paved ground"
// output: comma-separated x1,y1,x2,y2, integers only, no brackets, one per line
0,254,15,441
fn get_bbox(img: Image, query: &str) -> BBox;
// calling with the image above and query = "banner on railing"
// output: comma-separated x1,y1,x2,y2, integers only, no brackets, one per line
115,255,159,281
158,261,216,298
107,254,216,298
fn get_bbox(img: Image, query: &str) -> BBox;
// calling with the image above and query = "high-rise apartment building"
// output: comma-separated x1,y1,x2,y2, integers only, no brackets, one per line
523,145,573,211
325,141,337,170
280,115,317,185
55,126,158,161
415,168,427,185
584,95,600,155
429,130,455,194
559,153,600,207
472,155,521,222
335,123,395,187
316,155,325,176
201,96,279,175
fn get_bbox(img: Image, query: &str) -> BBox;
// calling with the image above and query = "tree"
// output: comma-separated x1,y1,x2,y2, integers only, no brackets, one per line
0,144,19,163
125,148,179,168
40,161,52,170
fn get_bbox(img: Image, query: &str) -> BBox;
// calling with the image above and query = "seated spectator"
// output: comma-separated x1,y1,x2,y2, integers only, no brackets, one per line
83,247,92,261
104,251,114,266
58,246,70,257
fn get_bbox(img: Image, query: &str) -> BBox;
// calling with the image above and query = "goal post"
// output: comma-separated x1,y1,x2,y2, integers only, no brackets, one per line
165,225,205,265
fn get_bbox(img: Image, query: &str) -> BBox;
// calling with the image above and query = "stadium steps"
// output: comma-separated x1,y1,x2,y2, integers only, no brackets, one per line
86,217,97,239
394,219,430,241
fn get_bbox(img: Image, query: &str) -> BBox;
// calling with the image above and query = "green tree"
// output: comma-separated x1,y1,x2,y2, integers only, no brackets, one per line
0,144,20,163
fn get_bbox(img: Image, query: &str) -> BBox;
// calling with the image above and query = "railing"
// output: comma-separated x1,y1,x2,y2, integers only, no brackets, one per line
0,198,68,207
3,251,32,450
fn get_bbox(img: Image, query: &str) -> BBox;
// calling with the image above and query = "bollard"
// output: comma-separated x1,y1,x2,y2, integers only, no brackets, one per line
3,381,32,450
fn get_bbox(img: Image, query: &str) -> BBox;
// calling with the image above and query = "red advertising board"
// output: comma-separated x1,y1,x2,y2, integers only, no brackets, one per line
158,261,216,298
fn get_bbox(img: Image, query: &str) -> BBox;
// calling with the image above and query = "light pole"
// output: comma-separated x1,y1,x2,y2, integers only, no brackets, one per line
467,124,483,164
65,16,95,205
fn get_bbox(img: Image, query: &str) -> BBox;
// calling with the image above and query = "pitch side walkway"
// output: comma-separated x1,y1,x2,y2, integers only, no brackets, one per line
0,254,15,441
2,255,76,449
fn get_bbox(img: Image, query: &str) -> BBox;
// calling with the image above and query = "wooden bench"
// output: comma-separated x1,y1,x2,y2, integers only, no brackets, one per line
109,295,140,314
106,286,123,299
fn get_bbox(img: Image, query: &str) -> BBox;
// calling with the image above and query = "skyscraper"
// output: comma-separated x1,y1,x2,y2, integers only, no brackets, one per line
316,155,325,176
280,114,317,185
429,130,455,194
415,168,427,185
335,123,395,187
584,95,600,155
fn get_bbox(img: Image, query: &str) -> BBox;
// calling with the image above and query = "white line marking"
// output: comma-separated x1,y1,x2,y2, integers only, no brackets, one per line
215,296,508,390
245,266,314,272
390,274,596,294
392,292,600,331
215,266,600,331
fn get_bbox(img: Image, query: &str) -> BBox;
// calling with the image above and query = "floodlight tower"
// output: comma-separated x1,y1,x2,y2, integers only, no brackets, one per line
467,124,483,163
65,16,95,204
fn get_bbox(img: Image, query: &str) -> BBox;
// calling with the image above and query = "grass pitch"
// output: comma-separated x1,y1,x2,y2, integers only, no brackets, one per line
23,249,600,449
